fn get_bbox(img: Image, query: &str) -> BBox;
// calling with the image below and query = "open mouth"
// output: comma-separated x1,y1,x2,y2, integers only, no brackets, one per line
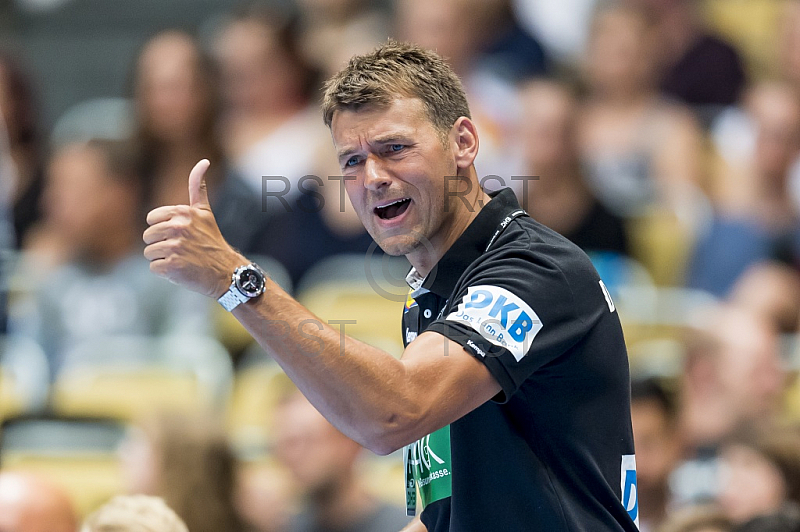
374,198,411,220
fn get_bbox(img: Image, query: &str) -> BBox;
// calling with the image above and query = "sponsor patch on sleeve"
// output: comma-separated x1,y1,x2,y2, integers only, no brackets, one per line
621,454,639,528
445,285,542,361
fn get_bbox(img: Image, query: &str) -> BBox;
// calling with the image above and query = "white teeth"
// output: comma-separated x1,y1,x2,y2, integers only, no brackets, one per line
377,198,409,209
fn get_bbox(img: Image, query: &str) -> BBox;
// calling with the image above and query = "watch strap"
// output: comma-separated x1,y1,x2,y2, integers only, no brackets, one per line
217,284,249,311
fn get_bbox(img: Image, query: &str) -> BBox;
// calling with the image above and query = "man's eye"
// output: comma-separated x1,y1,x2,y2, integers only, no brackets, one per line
389,144,404,153
345,156,360,167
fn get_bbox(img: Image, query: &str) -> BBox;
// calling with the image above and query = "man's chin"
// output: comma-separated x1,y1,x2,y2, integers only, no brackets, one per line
374,235,421,257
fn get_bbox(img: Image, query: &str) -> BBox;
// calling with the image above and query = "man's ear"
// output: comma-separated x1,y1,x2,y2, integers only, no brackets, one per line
451,117,479,169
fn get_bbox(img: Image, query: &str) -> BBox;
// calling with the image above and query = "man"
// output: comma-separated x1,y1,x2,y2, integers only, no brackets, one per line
273,388,410,532
630,378,681,532
12,138,210,379
144,42,638,531
0,472,77,532
670,304,784,506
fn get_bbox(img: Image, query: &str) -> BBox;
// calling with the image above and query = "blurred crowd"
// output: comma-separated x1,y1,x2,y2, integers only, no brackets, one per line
1,0,800,531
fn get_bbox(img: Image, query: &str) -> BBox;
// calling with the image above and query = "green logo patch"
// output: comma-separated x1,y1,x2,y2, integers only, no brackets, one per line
404,425,453,516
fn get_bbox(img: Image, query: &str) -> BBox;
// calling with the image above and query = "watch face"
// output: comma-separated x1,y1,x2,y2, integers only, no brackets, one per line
235,266,266,297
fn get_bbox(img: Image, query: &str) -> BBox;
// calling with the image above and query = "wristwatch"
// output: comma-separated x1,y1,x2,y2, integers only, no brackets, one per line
217,263,267,311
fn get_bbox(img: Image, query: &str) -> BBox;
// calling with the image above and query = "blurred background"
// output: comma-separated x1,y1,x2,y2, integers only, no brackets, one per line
1,1,800,531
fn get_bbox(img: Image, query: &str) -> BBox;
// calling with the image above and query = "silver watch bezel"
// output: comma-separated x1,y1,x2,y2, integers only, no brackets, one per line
232,263,267,299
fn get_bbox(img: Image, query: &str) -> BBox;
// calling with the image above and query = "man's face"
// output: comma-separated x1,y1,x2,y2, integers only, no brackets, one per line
272,396,359,495
630,399,679,491
331,97,460,257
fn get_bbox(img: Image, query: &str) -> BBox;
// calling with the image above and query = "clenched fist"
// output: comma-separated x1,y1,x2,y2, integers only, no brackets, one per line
143,159,246,298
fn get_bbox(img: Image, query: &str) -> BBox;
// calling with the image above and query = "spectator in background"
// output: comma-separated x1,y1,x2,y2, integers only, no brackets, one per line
463,0,549,82
273,389,410,532
734,507,800,532
9,139,209,378
671,305,784,506
630,377,681,532
633,0,746,123
729,262,800,334
213,6,375,285
517,78,628,256
779,1,800,96
212,6,327,214
134,30,268,256
578,0,705,222
120,412,244,532
0,52,43,249
717,428,800,525
511,0,599,69
295,0,389,78
0,471,77,532
81,495,188,532
693,81,800,297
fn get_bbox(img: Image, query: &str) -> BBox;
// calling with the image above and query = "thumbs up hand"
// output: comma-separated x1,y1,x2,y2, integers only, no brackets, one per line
188,158,211,207
143,159,246,298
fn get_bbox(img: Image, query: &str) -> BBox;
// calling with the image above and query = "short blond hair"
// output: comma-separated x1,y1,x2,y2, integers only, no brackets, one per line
322,40,471,136
81,495,189,532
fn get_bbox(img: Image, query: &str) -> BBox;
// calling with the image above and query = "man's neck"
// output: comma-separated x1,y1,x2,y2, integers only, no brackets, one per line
407,175,490,278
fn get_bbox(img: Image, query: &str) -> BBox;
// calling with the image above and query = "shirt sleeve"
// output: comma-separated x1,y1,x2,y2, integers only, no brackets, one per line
425,243,605,402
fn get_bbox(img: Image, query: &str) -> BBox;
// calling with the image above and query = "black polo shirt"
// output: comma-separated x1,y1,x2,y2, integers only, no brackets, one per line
402,188,639,531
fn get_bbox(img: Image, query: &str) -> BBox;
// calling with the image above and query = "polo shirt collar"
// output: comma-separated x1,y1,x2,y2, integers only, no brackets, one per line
405,187,525,298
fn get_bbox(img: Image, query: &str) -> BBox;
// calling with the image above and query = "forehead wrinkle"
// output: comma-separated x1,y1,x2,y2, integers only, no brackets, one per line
332,98,432,161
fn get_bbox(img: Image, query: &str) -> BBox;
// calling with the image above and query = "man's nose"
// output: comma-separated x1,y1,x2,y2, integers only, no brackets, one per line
363,156,391,191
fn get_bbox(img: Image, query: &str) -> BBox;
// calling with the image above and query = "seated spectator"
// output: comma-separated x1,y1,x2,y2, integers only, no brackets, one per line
119,412,244,532
779,1,800,94
578,0,705,220
635,0,746,122
294,0,389,78
9,139,210,378
0,51,44,249
0,471,77,532
729,262,800,334
211,7,327,212
671,304,785,505
512,0,599,68
81,495,187,532
463,0,549,82
133,30,269,255
517,78,628,256
631,377,681,532
718,428,800,525
273,389,410,532
693,81,800,297
734,506,800,532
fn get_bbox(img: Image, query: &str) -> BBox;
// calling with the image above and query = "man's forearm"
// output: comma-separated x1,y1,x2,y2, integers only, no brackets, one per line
232,277,415,454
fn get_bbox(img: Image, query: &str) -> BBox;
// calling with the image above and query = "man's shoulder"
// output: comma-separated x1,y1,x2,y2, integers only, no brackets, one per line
473,215,598,284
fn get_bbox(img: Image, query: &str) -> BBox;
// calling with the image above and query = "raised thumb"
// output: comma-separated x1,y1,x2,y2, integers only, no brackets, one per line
188,159,211,207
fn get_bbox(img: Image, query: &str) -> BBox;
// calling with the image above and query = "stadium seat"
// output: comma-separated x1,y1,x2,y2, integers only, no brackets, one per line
0,336,49,421
295,254,410,359
226,358,291,459
50,334,233,421
0,415,127,518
